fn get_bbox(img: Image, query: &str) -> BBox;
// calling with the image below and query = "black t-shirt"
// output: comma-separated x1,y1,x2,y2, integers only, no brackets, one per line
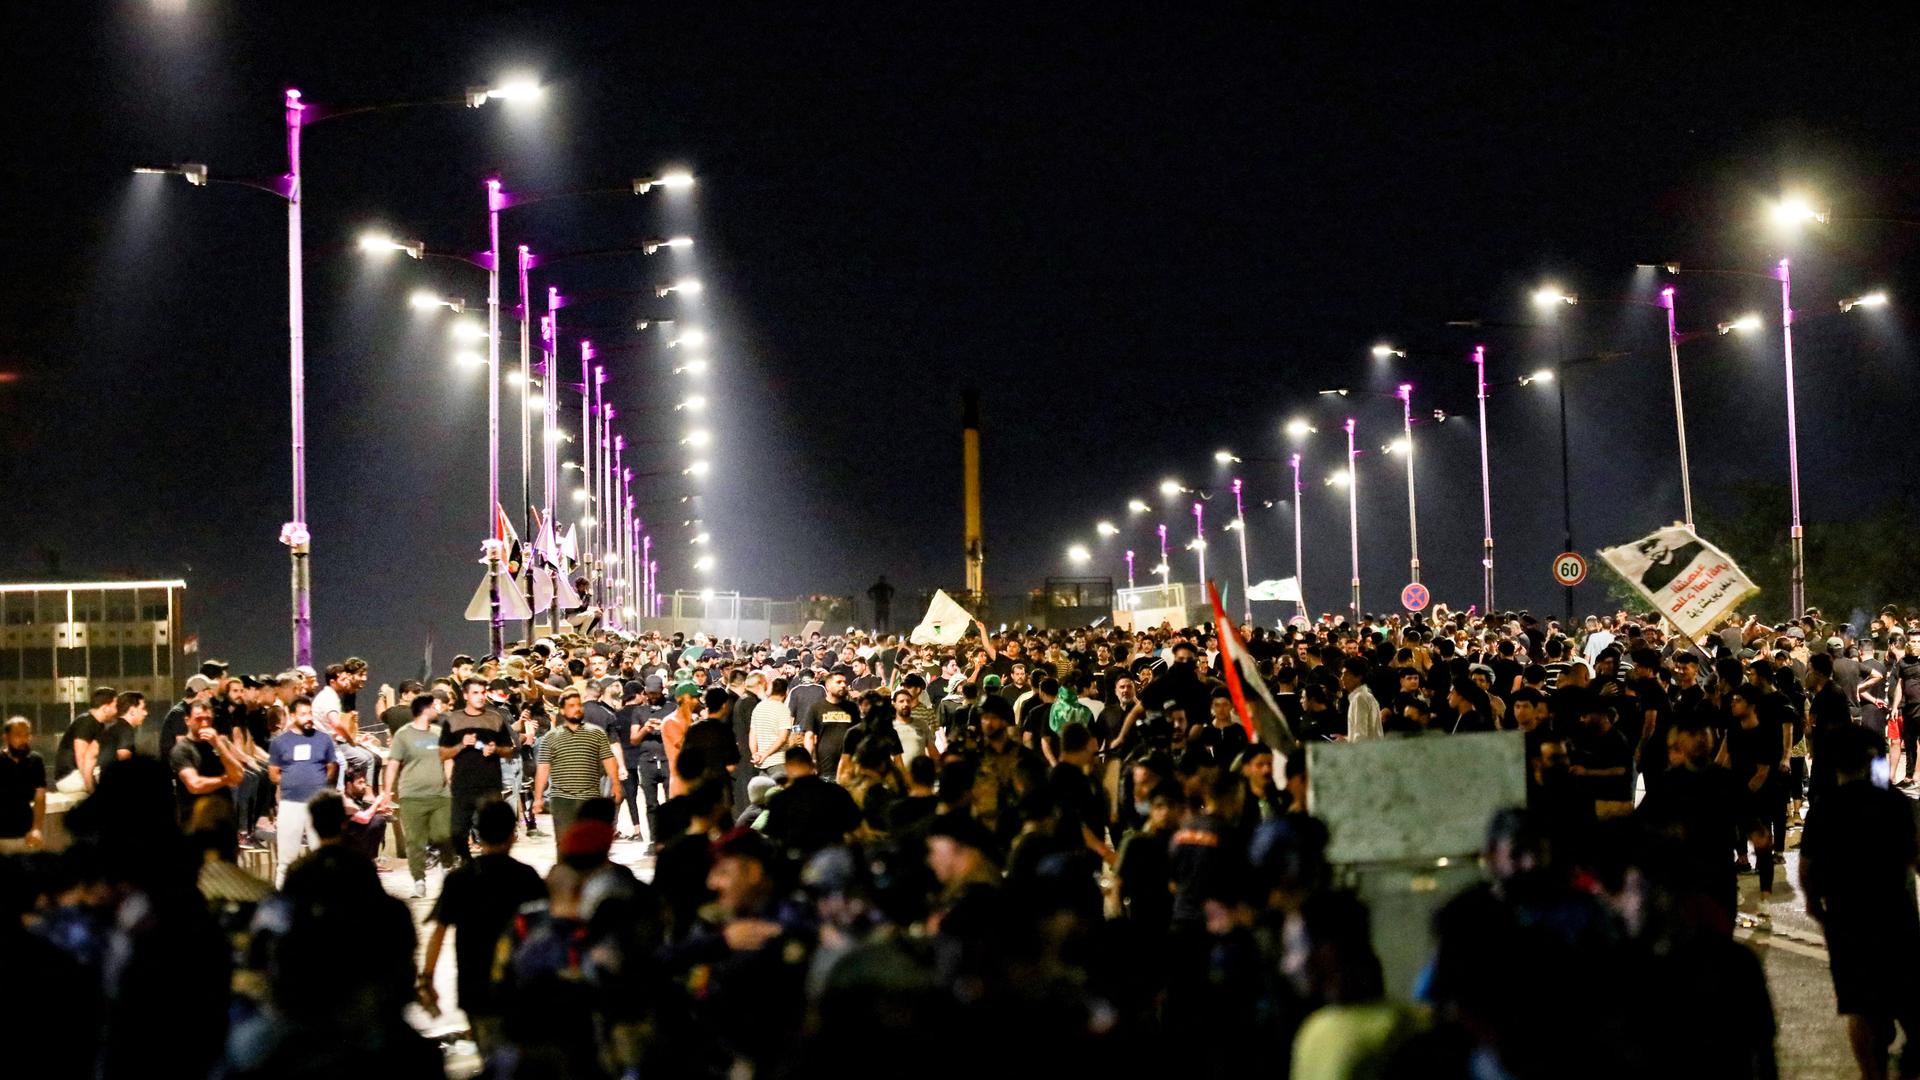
0,749,48,838
1639,763,1745,885
377,704,412,743
442,708,513,794
1570,724,1634,804
1898,660,1920,718
168,738,232,822
800,696,859,778
430,852,548,1013
98,719,139,763
678,716,741,782
55,711,104,777
762,774,862,855
1726,711,1783,791
1192,721,1251,765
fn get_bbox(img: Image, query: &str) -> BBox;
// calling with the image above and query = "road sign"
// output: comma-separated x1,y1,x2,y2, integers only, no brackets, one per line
1552,551,1588,587
1400,582,1430,612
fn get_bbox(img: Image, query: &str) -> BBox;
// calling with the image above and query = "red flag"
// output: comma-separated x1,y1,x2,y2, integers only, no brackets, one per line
1208,580,1295,752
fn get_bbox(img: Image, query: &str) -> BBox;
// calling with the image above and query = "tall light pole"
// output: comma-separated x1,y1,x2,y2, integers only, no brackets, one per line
1231,478,1252,624
1658,287,1695,529
1345,417,1360,624
612,436,626,629
1156,523,1171,590
1534,286,1578,626
283,93,312,667
1777,259,1805,617
1472,347,1495,614
542,288,562,633
484,178,504,657
1396,383,1420,585
515,244,535,637
1125,549,1136,590
1290,452,1306,621
1191,501,1207,595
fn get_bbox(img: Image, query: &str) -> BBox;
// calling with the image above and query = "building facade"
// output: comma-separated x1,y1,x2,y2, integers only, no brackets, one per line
0,580,187,736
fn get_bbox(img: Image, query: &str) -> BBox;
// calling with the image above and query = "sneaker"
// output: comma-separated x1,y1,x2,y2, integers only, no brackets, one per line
1772,852,1786,865
411,880,427,899
525,827,546,838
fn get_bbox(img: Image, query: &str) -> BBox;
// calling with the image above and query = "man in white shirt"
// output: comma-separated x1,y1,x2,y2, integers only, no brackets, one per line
1581,616,1616,666
1341,658,1381,741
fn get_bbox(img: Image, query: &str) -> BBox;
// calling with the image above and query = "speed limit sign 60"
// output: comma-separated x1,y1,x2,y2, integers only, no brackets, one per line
1552,552,1587,587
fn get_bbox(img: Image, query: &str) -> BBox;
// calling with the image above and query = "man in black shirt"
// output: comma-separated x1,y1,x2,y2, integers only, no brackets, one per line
761,747,860,858
800,670,858,782
1638,712,1745,932
1726,686,1788,906
167,701,245,825
96,691,147,765
421,800,546,1053
1801,722,1920,1079
441,678,515,864
1805,654,1856,805
54,686,117,793
0,717,48,852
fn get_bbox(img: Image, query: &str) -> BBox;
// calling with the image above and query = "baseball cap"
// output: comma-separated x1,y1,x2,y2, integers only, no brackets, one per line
644,673,666,693
185,674,215,693
673,682,701,700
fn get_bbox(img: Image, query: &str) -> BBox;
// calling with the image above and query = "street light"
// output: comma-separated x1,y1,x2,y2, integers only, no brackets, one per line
632,170,696,194
1067,544,1091,565
465,78,544,107
1159,478,1183,497
1344,417,1360,623
357,232,426,259
132,162,209,186
1371,344,1406,359
1095,521,1119,537
1230,478,1252,623
1284,418,1316,438
677,395,708,412
1532,286,1578,307
694,555,716,572
1127,499,1151,514
1471,346,1495,613
1717,314,1763,334
656,278,704,297
674,359,710,376
682,429,712,447
668,329,709,348
410,290,465,313
1396,383,1420,585
1214,449,1241,464
450,320,489,342
685,460,711,478
1768,195,1830,227
1840,291,1889,312
641,236,695,254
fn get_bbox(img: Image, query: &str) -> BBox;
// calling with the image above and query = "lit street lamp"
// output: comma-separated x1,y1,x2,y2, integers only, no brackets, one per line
1472,346,1494,613
1344,418,1360,623
1395,383,1420,585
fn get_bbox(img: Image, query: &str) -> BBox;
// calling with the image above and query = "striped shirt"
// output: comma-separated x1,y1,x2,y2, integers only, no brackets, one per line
538,722,613,799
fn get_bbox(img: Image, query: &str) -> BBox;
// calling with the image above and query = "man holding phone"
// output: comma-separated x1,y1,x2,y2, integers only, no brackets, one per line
440,677,514,865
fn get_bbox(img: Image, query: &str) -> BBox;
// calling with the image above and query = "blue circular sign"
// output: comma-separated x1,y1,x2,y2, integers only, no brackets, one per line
1400,582,1430,612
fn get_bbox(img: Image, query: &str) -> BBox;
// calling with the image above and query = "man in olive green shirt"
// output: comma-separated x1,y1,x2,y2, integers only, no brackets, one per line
384,694,452,897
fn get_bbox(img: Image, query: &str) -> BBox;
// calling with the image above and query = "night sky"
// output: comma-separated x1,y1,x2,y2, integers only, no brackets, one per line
4,4,1918,678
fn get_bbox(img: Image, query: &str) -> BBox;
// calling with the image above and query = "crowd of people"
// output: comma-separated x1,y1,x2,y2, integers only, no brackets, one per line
5,600,1920,1078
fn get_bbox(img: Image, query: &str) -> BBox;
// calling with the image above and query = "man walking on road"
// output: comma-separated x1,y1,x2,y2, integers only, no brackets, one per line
267,695,338,885
1802,723,1920,1080
442,677,514,865
535,690,621,838
385,693,450,898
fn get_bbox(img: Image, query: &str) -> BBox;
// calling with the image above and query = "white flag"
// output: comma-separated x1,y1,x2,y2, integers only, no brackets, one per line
1246,577,1301,603
465,566,534,622
1598,524,1758,641
909,589,975,646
